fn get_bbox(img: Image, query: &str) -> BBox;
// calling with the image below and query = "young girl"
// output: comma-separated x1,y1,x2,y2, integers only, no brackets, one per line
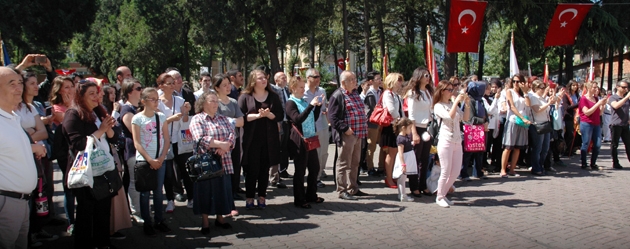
392,117,418,202
131,88,172,236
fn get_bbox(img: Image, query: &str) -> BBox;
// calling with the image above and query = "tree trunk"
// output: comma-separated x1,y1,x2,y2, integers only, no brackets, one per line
564,46,574,82
465,53,470,76
405,6,415,45
310,30,315,68
618,44,624,81
556,48,565,85
342,0,349,62
608,48,614,90
182,18,191,82
376,2,385,74
444,0,455,77
259,17,281,74
363,0,372,72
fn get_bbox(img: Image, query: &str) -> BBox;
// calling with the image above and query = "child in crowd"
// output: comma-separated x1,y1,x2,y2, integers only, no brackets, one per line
393,118,418,202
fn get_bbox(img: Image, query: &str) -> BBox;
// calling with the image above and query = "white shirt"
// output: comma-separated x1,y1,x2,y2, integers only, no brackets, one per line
0,108,37,194
194,89,205,100
434,102,463,144
304,86,328,132
507,89,527,122
483,97,499,130
407,89,432,127
383,90,404,122
158,95,186,144
529,92,550,123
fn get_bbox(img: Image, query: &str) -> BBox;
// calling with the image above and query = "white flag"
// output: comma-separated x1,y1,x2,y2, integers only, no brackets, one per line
587,55,594,82
509,33,520,77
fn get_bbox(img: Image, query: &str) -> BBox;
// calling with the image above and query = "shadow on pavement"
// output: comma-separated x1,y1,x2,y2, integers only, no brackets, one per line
459,198,544,208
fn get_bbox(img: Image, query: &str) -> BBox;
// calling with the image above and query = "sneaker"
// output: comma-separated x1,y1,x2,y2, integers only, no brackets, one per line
165,200,175,213
462,177,472,182
154,222,171,233
613,164,623,169
175,193,186,202
187,200,194,209
131,214,144,225
481,175,488,179
547,166,557,172
30,240,43,248
316,180,325,188
66,224,74,235
444,198,454,206
143,224,157,237
554,160,566,167
110,232,126,240
400,195,414,202
436,198,450,208
321,171,328,178
34,230,59,242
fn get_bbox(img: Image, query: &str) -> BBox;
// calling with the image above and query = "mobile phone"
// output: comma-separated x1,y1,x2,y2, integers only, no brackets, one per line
317,96,323,102
34,56,46,64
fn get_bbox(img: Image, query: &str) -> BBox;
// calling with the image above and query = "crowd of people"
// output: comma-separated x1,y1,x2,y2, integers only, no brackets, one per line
0,54,628,249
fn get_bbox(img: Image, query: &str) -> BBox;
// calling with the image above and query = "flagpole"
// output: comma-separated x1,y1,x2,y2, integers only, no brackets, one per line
345,50,350,71
0,32,4,67
383,46,388,78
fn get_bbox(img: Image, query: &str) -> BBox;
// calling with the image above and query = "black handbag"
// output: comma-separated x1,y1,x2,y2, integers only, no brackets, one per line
186,139,224,182
134,114,161,192
532,103,553,134
91,169,123,200
427,113,442,146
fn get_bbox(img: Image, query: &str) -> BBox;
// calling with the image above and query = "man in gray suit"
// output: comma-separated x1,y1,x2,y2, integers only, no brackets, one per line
269,72,292,188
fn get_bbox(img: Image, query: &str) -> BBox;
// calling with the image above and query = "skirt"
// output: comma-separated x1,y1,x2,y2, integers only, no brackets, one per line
393,150,418,179
379,125,397,148
502,120,528,150
193,174,234,216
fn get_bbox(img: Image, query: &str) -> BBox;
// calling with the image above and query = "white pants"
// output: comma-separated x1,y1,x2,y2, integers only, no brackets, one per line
436,141,463,200
316,127,330,180
127,157,141,216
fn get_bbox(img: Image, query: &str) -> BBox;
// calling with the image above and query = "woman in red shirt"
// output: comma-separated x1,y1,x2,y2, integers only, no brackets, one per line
578,81,608,170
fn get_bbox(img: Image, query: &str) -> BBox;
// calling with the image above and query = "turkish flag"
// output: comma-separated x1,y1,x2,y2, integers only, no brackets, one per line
447,0,488,53
544,4,593,47
336,58,345,70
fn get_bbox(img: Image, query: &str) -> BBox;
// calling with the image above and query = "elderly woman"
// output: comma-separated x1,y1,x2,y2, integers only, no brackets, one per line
212,73,245,209
62,82,118,248
286,76,324,208
189,91,236,236
380,73,405,188
238,69,284,209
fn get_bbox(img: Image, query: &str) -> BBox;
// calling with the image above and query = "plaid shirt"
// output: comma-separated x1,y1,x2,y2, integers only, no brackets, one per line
189,112,236,174
343,89,368,139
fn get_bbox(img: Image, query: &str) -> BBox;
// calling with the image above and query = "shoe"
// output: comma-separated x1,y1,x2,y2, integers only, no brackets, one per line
294,202,312,209
411,192,423,198
143,224,157,237
257,198,266,209
187,200,194,209
165,200,175,213
154,222,171,233
400,195,414,202
357,179,362,186
131,214,144,225
554,161,566,167
500,174,508,178
200,227,210,235
321,171,328,178
110,232,126,240
30,240,43,248
531,171,545,176
444,198,454,206
175,193,186,202
245,200,257,210
613,164,623,169
214,220,232,229
353,190,369,197
316,180,325,188
547,166,557,172
462,177,472,182
233,194,245,200
581,165,589,170
34,230,59,242
436,198,450,208
374,170,385,177
508,173,520,177
275,182,287,189
307,197,325,204
66,224,74,235
385,181,398,189
591,165,601,171
481,175,488,179
279,171,293,178
230,210,239,217
237,188,246,194
339,192,358,201
367,169,377,176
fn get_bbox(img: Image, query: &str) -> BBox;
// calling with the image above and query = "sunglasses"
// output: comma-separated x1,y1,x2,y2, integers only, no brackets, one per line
452,83,461,87
309,75,321,79
619,86,628,89
443,88,454,92
134,86,143,91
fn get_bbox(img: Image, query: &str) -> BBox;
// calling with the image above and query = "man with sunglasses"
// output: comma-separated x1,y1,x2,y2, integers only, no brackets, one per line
609,80,630,169
304,68,329,188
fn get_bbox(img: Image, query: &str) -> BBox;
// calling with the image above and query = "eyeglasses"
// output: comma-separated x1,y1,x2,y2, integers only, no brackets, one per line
207,100,219,104
134,87,143,91
619,86,628,89
452,83,461,87
162,82,174,86
309,75,321,79
443,88,454,92
145,98,159,103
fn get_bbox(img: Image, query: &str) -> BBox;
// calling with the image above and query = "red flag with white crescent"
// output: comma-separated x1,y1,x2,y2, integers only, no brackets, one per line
336,59,344,71
543,60,549,84
446,0,488,53
544,3,593,47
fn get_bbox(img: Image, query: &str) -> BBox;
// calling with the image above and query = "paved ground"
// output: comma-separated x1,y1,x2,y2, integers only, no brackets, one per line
38,142,630,249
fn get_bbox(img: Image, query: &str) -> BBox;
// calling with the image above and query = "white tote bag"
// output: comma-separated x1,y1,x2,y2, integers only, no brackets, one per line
67,138,95,188
89,135,116,176
178,120,194,154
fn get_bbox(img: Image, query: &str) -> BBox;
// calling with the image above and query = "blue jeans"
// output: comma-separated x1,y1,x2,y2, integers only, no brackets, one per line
579,122,602,167
140,161,166,226
528,125,550,173
460,152,484,178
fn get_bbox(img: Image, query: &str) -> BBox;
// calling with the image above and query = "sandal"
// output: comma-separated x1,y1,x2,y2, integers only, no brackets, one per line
294,202,312,209
500,174,509,178
309,197,325,204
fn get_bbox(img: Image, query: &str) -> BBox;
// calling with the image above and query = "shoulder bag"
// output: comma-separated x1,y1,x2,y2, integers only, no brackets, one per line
369,92,394,127
186,139,224,182
292,124,320,151
532,98,552,134
427,113,442,146
134,114,161,192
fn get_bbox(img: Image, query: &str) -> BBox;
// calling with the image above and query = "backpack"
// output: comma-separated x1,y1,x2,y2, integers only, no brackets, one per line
427,113,442,146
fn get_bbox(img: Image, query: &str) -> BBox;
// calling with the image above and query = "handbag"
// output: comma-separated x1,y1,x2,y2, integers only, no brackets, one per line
134,114,162,192
463,124,486,152
88,135,117,176
292,124,320,151
531,102,552,134
186,139,224,182
427,113,442,146
91,169,122,200
67,144,93,189
369,92,394,127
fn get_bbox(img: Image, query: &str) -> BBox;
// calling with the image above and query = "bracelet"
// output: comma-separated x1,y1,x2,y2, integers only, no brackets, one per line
401,164,406,166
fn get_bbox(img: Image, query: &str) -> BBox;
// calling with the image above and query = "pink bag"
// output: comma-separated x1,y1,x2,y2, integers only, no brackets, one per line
463,124,486,152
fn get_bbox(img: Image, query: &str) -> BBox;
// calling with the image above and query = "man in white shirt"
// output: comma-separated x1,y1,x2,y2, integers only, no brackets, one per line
194,71,212,100
304,68,329,188
0,67,46,249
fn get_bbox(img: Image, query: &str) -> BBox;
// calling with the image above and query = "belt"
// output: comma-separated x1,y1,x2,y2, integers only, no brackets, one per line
0,190,31,200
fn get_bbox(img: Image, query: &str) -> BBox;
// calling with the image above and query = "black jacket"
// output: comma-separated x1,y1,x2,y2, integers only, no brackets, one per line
327,88,349,145
286,99,321,157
